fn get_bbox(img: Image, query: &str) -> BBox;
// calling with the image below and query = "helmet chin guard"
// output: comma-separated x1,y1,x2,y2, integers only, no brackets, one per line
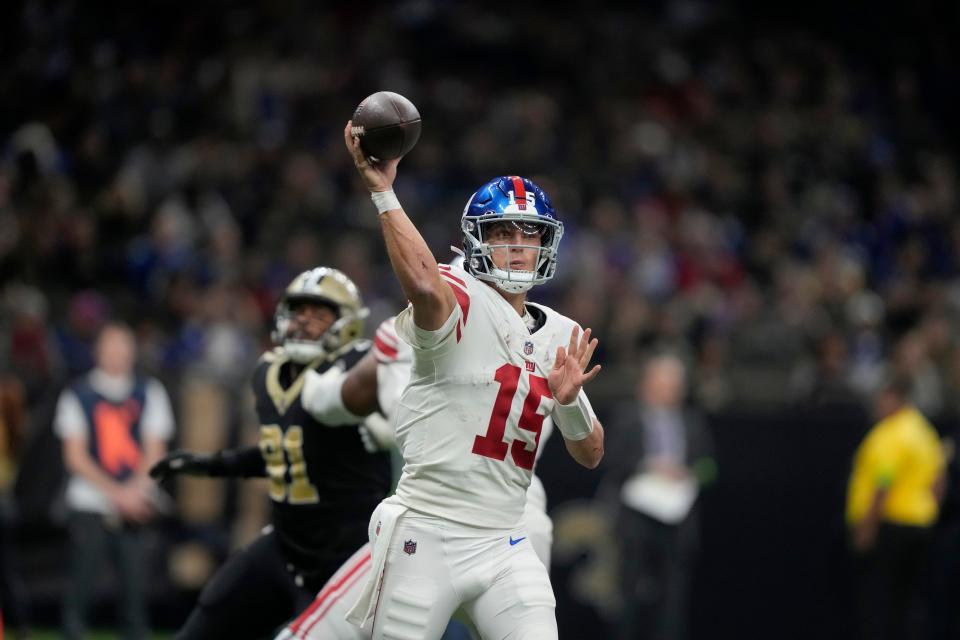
284,341,326,364
460,176,563,293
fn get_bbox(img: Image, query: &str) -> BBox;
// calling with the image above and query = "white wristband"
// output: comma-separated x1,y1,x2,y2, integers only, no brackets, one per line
370,190,401,215
552,395,595,441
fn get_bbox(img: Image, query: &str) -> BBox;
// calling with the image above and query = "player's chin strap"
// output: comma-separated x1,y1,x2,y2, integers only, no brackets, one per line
452,245,539,294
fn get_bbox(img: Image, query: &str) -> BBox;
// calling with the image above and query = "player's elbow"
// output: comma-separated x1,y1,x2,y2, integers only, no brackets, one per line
579,444,604,469
406,279,446,307
569,445,603,470
408,281,457,331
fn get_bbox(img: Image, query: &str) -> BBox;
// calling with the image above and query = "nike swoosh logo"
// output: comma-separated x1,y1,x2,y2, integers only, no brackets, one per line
509,536,526,546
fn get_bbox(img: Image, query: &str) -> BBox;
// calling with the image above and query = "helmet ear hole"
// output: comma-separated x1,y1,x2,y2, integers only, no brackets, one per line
322,328,340,353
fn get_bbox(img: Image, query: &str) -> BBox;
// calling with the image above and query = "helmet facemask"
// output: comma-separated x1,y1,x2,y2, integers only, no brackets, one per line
273,300,336,364
462,215,563,294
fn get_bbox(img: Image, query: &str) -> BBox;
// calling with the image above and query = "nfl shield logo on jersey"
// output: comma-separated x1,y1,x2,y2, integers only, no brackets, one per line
403,539,417,555
523,341,534,355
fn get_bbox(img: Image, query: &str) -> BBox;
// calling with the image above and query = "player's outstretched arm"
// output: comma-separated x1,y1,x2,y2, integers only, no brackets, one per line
550,326,604,469
343,122,455,331
149,447,266,481
339,352,380,416
302,352,379,426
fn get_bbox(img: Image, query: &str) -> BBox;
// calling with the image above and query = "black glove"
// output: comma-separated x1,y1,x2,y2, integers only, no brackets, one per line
149,450,217,482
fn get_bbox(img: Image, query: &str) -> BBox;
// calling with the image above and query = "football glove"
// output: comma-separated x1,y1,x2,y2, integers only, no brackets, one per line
358,412,395,453
149,450,217,482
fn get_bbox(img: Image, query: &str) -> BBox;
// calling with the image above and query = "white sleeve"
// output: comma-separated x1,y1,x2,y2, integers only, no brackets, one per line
376,355,412,420
142,379,175,440
301,366,363,426
360,412,396,450
394,302,461,352
54,390,88,440
536,417,554,464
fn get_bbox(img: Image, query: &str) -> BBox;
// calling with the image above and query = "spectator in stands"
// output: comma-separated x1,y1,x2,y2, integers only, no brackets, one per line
54,322,174,639
0,2,960,635
602,355,715,640
0,375,31,638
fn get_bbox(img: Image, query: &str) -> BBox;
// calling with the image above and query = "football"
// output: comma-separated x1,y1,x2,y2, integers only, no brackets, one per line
350,91,422,160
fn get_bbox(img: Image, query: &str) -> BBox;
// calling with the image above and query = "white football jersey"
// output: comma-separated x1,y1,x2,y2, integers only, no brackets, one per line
374,313,556,485
372,316,409,421
392,262,594,529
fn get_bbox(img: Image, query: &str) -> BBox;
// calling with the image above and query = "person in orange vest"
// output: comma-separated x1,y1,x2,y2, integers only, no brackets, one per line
54,322,174,639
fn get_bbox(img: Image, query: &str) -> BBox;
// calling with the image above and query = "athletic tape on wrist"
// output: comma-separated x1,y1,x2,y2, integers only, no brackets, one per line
552,395,595,441
371,190,401,215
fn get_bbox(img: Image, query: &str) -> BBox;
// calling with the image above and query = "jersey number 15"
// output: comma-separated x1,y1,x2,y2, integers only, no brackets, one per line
472,363,551,470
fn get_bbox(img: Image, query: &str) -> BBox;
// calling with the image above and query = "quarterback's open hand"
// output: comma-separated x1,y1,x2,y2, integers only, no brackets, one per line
344,121,399,194
149,450,211,482
549,326,601,406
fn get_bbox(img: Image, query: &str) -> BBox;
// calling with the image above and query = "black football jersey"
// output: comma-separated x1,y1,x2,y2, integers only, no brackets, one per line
251,341,390,573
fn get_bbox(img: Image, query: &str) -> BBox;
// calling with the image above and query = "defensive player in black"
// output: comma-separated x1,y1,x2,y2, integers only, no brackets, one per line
150,267,391,639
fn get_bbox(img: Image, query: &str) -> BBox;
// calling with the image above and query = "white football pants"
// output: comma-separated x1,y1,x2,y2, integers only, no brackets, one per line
280,493,555,640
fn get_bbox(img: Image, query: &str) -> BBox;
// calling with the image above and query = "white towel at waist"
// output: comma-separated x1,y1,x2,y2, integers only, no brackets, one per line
345,496,408,630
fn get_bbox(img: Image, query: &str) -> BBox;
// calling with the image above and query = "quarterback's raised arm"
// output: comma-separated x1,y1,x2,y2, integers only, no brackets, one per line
343,122,456,331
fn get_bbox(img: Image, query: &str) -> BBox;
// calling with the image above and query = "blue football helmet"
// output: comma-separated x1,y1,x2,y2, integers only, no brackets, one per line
460,176,564,293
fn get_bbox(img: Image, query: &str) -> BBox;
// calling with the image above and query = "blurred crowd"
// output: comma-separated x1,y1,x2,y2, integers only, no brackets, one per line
3,2,960,420
1,0,960,633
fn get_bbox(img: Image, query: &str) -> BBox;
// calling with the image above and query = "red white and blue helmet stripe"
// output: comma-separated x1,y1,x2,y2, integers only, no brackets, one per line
460,176,564,293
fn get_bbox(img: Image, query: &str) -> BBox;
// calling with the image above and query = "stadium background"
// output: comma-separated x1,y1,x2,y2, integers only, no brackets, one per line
2,0,960,637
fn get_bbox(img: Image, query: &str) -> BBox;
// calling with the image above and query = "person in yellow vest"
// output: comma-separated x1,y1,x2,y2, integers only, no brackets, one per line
846,375,946,640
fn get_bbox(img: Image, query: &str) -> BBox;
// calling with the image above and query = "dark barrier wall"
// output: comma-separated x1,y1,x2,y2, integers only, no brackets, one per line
13,403,960,636
541,404,960,640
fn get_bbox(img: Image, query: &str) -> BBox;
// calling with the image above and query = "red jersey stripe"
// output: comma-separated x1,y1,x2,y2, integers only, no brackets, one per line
439,269,467,288
375,328,398,348
300,564,372,636
374,335,399,361
444,280,470,326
